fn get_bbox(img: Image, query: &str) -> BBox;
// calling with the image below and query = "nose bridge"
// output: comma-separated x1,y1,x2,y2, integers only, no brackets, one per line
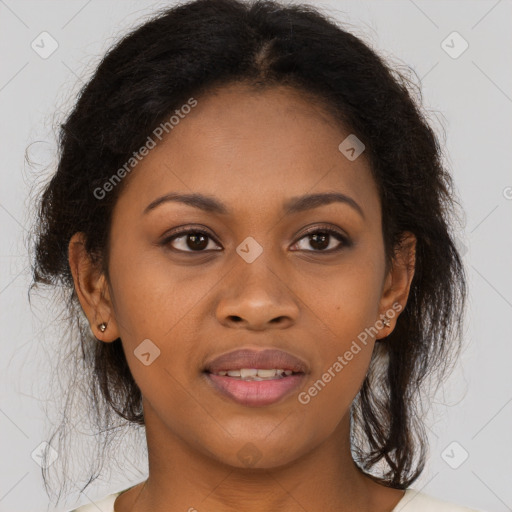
216,240,299,329
231,241,285,301
231,228,279,284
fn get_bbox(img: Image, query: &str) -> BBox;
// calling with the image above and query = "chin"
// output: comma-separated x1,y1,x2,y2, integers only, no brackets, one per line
202,436,308,471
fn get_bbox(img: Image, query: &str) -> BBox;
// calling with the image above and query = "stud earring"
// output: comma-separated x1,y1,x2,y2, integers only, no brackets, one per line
381,315,391,327
98,322,108,333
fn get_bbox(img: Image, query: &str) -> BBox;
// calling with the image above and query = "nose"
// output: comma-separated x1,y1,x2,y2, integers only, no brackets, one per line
215,262,299,331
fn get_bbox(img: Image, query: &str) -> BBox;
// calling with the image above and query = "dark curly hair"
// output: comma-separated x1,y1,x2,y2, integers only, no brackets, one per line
28,0,467,505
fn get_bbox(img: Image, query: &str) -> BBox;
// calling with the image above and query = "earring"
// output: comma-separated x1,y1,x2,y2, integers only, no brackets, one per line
381,315,391,327
98,322,108,333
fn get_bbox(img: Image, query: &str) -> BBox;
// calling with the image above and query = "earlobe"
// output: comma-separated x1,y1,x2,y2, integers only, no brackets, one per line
68,232,120,342
376,232,417,340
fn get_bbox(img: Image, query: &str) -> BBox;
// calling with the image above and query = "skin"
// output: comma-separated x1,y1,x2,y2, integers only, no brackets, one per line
69,83,416,512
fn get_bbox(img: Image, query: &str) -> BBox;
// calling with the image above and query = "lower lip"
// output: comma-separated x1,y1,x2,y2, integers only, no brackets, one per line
204,372,306,407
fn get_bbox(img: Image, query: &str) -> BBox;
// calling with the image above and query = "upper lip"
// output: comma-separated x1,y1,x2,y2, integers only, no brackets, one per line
204,348,309,374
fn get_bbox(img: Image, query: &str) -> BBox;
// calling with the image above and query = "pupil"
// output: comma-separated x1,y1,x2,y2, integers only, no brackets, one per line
310,232,329,250
187,233,208,250
184,232,331,251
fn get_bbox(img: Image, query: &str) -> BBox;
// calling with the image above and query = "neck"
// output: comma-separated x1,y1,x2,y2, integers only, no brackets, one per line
113,402,403,512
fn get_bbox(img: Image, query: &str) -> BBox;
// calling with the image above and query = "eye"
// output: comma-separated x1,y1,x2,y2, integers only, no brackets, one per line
160,225,350,254
161,228,222,252
291,226,349,253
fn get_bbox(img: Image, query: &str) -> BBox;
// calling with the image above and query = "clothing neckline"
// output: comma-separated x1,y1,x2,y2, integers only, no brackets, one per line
111,485,415,512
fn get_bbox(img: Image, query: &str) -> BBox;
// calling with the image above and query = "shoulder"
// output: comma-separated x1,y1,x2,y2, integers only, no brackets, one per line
67,486,488,512
393,489,487,512
67,490,123,512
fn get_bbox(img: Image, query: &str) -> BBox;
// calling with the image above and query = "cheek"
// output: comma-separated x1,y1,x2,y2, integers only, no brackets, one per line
289,329,375,455
299,256,384,338
107,237,212,342
293,256,383,416
105,239,215,401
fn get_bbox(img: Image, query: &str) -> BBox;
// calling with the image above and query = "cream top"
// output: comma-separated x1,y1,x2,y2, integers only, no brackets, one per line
69,487,486,512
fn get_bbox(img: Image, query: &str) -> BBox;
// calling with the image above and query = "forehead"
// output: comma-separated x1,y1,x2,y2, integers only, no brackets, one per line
115,83,380,224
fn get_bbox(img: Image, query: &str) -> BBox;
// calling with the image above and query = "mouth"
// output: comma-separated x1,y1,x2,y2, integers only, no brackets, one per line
201,348,309,407
203,369,306,407
208,368,300,380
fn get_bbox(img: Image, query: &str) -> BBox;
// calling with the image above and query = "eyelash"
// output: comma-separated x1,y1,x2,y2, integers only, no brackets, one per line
160,224,350,254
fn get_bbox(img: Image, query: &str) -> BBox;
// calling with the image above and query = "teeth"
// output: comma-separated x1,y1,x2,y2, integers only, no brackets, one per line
213,368,295,380
240,368,259,378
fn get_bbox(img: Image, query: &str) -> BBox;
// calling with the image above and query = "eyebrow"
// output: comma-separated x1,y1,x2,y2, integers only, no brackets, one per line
143,191,365,219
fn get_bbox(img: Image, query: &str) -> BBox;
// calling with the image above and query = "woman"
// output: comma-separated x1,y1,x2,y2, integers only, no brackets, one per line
30,0,483,510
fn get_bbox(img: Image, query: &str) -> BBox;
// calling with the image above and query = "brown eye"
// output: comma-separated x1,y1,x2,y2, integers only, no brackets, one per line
162,229,222,252
291,228,349,252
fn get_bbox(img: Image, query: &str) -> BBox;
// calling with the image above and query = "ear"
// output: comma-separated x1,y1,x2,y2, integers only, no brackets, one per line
68,232,120,342
376,231,416,340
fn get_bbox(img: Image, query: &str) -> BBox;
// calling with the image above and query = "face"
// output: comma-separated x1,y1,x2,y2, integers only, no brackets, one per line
70,83,415,470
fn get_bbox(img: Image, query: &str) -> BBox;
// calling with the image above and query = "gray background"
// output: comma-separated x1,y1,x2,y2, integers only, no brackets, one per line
1,1,511,511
